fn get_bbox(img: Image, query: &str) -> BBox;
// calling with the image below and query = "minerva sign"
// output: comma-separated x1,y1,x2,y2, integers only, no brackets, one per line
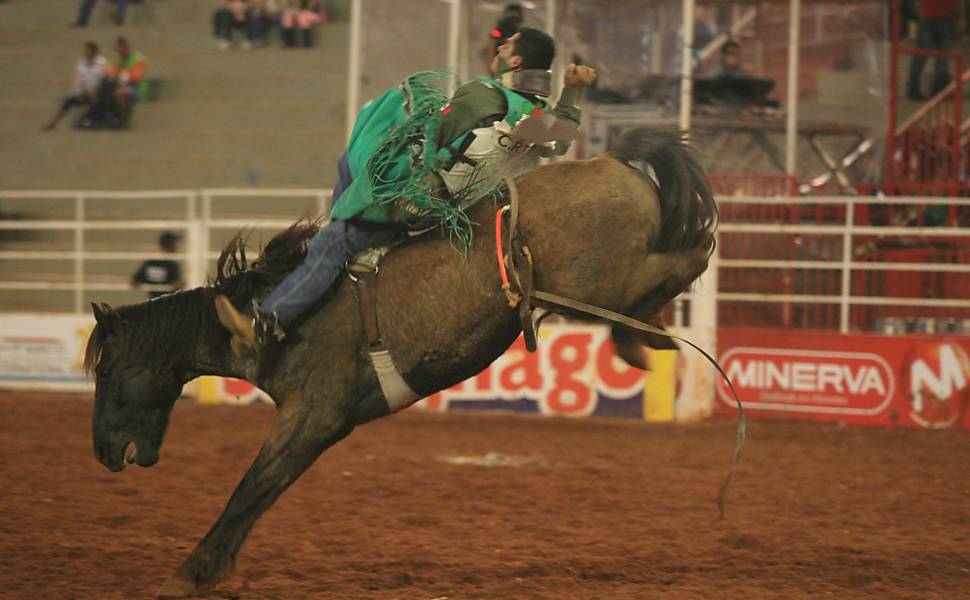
716,328,970,430
717,347,894,415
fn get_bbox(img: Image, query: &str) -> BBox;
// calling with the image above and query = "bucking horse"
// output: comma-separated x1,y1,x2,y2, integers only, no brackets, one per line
84,128,717,597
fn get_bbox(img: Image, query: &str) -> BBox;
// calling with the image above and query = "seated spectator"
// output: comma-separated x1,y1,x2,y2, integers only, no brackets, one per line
71,0,128,27
281,0,325,48
251,0,282,47
132,232,184,298
43,41,108,131
214,0,257,50
706,40,749,79
107,37,147,127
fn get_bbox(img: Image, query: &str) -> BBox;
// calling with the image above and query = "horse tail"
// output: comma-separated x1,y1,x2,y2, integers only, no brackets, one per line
606,127,717,255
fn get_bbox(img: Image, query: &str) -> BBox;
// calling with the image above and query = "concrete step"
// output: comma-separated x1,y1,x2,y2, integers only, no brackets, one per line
0,0,353,190
0,152,340,189
0,22,348,54
0,24,213,52
0,0,213,29
2,127,341,159
0,49,344,81
0,98,345,132
0,70,348,103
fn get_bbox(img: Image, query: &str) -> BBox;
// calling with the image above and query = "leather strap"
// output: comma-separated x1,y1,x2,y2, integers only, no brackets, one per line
350,265,420,411
352,267,384,351
503,177,537,351
498,176,743,518
530,288,745,519
514,242,537,352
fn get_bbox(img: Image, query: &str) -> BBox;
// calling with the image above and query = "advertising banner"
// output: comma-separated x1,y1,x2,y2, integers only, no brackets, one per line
716,328,970,430
1,314,698,424
0,314,95,391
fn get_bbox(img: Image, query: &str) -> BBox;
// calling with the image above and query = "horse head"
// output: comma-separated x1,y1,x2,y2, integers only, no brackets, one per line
86,302,186,472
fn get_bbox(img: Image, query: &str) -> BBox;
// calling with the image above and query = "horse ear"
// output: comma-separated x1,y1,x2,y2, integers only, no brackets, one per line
91,303,120,336
91,302,111,324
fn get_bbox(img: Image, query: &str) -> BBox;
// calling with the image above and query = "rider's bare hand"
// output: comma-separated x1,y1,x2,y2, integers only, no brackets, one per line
564,64,597,89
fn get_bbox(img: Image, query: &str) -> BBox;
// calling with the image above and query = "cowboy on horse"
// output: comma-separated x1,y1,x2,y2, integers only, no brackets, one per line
215,27,597,354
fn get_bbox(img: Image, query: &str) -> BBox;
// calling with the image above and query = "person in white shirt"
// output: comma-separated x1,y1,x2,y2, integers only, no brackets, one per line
43,41,109,131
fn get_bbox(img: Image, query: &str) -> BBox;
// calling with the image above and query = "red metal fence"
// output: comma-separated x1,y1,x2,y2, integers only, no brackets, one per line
715,195,970,334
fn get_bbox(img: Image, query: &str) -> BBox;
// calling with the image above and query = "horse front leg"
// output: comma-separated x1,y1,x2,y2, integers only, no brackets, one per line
157,399,354,598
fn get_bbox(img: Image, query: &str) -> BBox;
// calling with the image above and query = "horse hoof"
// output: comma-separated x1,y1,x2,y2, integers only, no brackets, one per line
157,574,197,598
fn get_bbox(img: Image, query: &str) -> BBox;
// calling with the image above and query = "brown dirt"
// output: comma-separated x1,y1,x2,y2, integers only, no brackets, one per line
1,392,969,600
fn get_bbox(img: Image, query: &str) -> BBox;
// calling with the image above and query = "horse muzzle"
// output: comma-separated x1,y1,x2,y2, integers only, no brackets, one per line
94,438,159,471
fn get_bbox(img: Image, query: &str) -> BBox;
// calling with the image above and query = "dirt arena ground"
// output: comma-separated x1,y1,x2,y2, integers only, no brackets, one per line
1,392,969,599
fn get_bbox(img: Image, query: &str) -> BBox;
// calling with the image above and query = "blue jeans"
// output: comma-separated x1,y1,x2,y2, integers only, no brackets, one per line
258,219,402,327
332,151,352,204
213,7,258,42
77,0,127,25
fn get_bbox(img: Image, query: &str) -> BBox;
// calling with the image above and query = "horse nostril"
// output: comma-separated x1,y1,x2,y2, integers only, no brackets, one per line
94,444,105,463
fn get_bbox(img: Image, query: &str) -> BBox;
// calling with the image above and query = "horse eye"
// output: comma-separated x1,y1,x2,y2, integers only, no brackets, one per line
96,364,111,378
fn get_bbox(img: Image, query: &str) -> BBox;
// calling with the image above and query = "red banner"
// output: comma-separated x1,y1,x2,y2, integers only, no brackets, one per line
716,328,970,430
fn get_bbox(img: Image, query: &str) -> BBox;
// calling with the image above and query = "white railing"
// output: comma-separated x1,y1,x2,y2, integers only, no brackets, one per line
0,188,331,312
716,195,970,333
4,190,969,335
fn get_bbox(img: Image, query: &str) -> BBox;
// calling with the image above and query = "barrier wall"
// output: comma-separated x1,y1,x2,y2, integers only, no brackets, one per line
715,328,970,430
5,315,969,430
0,314,709,424
0,313,94,391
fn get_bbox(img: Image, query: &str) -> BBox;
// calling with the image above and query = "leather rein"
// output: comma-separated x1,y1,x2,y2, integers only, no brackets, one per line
495,176,746,518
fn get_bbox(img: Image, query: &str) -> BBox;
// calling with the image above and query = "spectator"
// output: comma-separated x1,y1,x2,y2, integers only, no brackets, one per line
281,0,325,48
707,40,748,78
907,0,961,100
251,0,283,47
43,42,109,131
107,37,147,127
483,4,525,73
214,0,257,50
71,0,128,27
132,232,184,298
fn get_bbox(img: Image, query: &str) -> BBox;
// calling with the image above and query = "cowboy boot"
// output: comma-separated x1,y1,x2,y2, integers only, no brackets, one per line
214,295,283,358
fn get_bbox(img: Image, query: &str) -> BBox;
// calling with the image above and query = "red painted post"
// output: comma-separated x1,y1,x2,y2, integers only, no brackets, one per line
953,55,963,182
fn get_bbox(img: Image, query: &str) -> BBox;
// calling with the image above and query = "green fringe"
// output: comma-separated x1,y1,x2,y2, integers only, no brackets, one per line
364,70,505,254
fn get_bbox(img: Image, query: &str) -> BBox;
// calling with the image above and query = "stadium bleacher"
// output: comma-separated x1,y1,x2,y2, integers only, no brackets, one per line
0,0,348,190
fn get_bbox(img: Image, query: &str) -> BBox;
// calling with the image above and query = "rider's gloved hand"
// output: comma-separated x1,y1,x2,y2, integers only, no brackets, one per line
564,64,597,89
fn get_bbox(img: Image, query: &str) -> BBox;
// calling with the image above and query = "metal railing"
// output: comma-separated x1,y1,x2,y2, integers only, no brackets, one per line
889,49,968,185
0,188,331,312
4,189,970,338
718,195,970,333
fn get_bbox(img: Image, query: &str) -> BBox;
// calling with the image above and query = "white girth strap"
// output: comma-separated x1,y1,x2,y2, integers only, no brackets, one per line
369,349,419,412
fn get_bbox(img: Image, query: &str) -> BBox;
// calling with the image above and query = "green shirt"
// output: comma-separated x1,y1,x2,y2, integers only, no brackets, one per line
332,73,584,230
115,51,147,98
435,81,582,149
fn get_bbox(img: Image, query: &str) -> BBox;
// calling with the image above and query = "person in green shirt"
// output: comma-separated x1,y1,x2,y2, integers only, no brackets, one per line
109,36,147,127
216,27,596,354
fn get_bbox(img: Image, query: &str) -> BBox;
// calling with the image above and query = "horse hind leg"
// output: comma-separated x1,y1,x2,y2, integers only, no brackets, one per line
612,248,710,370
157,396,355,598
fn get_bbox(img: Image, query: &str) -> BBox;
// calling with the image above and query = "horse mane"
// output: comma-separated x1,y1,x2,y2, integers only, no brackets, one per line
606,127,718,254
212,218,322,306
83,219,322,376
83,290,209,377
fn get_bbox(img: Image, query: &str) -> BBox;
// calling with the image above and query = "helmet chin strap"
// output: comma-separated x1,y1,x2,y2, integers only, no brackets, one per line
498,69,552,98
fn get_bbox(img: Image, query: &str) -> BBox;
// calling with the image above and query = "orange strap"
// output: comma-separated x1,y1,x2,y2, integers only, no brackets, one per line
494,206,519,308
